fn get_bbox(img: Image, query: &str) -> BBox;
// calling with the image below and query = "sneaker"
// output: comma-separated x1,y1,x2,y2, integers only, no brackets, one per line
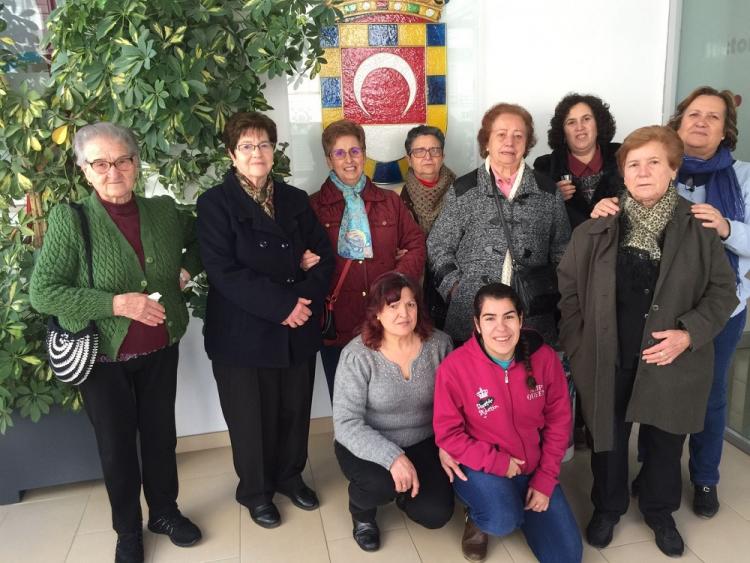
147,511,202,547
693,485,719,519
652,523,685,557
586,512,618,549
115,530,144,563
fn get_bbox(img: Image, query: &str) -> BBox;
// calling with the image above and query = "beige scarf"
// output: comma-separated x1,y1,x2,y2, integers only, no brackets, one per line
403,165,455,233
236,171,275,219
620,184,678,260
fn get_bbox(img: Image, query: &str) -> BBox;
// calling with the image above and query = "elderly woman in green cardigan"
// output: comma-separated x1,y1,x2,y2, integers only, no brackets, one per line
30,122,202,563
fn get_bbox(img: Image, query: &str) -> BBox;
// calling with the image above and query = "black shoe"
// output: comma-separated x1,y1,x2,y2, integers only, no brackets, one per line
250,502,281,528
352,518,380,552
279,483,319,511
586,512,618,548
115,530,144,563
147,511,202,547
693,485,719,518
652,523,684,557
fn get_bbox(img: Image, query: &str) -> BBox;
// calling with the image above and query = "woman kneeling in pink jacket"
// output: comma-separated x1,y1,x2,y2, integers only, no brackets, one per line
433,283,582,563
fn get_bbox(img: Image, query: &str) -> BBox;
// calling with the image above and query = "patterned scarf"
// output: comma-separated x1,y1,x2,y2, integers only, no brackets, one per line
236,171,274,218
620,184,678,260
403,165,455,233
679,147,743,282
329,171,373,259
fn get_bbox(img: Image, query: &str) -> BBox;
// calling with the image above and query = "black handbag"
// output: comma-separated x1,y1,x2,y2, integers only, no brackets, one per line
492,188,560,317
322,258,353,341
45,203,99,385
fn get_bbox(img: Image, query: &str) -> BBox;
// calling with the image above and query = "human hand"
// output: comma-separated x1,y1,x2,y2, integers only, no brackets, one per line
524,487,550,512
179,268,191,290
691,203,731,239
590,196,620,218
395,248,408,261
642,329,691,365
300,249,321,271
557,179,576,201
113,293,166,326
506,456,525,478
282,297,312,328
390,454,420,497
438,447,467,483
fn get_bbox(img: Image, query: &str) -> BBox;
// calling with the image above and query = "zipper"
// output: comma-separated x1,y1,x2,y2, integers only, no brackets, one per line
503,363,529,469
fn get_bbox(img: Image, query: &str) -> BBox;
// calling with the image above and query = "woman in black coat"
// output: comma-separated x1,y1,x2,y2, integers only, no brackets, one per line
197,111,334,529
534,93,624,229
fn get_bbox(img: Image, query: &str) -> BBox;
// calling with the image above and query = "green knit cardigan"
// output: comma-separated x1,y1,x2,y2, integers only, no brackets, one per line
30,193,202,359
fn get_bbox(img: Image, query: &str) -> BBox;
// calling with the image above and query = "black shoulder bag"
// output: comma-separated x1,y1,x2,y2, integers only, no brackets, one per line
45,203,99,385
491,188,560,317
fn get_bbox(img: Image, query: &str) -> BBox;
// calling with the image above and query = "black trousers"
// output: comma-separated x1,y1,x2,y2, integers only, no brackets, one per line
79,345,179,534
590,367,686,527
212,355,316,509
335,437,455,529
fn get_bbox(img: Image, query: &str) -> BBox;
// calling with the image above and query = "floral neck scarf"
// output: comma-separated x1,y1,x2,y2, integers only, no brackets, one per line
620,184,678,261
329,171,372,259
236,171,274,219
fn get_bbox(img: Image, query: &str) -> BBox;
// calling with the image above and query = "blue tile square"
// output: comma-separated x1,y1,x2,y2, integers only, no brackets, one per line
321,77,342,108
368,24,398,46
426,23,445,46
427,76,446,105
321,26,339,48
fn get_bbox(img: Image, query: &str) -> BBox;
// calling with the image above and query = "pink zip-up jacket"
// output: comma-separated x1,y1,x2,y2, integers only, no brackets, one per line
433,330,571,497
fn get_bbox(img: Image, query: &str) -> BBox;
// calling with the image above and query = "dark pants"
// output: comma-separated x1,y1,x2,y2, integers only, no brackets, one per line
212,355,316,509
590,368,686,527
334,438,454,528
79,345,179,534
320,344,343,401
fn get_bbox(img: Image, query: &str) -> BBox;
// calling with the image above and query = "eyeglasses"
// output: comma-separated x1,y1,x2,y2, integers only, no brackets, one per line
87,156,136,174
409,147,443,158
329,147,363,160
236,141,275,154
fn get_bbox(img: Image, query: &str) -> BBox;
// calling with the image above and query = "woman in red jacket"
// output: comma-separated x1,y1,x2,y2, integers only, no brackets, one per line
310,119,426,400
433,283,581,563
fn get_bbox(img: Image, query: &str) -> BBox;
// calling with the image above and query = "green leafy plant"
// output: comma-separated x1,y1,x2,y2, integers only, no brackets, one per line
0,0,342,433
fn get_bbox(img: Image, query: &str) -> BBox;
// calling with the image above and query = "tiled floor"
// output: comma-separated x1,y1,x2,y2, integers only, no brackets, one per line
2,420,750,563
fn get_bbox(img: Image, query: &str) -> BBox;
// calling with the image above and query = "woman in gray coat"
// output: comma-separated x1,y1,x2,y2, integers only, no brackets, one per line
557,126,737,557
427,103,570,345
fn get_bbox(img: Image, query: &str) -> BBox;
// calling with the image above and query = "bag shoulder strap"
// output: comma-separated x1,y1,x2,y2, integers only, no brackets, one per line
69,203,94,289
328,200,372,304
491,187,519,269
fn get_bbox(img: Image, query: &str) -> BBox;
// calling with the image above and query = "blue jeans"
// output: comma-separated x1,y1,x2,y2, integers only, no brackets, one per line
689,308,746,486
454,467,582,563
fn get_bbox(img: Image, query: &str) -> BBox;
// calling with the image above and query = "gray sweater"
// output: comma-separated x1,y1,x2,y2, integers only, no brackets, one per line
332,330,453,469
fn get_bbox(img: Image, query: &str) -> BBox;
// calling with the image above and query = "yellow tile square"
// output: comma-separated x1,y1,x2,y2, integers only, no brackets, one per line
339,24,369,47
319,48,341,77
364,158,376,179
426,105,448,132
398,24,426,46
426,46,446,75
322,108,344,127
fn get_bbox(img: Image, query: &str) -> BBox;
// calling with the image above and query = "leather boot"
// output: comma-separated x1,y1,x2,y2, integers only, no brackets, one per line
461,515,488,562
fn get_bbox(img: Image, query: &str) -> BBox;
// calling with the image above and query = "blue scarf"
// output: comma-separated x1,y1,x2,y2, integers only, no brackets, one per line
329,171,373,260
679,147,743,282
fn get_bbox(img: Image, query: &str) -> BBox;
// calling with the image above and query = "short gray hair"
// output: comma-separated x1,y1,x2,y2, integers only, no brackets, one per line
73,122,140,167
404,125,445,154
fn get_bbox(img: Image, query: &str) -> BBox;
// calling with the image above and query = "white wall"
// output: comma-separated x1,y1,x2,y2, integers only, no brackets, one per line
175,0,673,436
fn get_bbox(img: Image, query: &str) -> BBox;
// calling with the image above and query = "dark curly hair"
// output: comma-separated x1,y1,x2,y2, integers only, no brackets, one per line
667,86,738,152
547,93,616,152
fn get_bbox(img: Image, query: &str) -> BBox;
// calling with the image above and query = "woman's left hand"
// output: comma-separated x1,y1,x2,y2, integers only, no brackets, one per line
642,329,691,366
300,249,321,271
691,203,731,239
524,487,549,512
438,447,468,483
179,268,191,290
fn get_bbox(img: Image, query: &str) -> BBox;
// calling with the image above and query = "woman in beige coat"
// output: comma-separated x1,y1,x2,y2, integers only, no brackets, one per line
557,126,737,557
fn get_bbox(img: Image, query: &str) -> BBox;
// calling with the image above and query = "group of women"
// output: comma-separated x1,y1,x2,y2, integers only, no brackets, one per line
28,84,748,563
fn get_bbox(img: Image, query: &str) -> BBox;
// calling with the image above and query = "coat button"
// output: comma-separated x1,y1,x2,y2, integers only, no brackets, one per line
382,220,387,226
281,242,289,249
259,240,268,248
145,256,154,264
140,280,148,288
358,260,363,264
325,223,330,228
647,338,655,345
652,304,659,311
644,313,649,319
362,291,367,297
167,320,173,327
286,277,294,283
643,288,650,294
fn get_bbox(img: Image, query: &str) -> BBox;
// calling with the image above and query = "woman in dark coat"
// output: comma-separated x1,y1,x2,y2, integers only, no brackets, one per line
197,111,334,529
534,93,624,229
557,126,737,557
309,119,426,400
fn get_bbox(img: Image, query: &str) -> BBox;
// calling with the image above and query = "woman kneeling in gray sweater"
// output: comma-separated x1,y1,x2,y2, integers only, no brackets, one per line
333,272,455,552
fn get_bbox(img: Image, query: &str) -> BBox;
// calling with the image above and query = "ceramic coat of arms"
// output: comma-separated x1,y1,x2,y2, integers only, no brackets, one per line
320,0,448,184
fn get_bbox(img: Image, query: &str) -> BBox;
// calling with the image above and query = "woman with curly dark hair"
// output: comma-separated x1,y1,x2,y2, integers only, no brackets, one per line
332,272,454,552
534,93,624,229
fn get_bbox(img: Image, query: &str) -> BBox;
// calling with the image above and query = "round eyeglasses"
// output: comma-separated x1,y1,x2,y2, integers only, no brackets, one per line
87,156,137,174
